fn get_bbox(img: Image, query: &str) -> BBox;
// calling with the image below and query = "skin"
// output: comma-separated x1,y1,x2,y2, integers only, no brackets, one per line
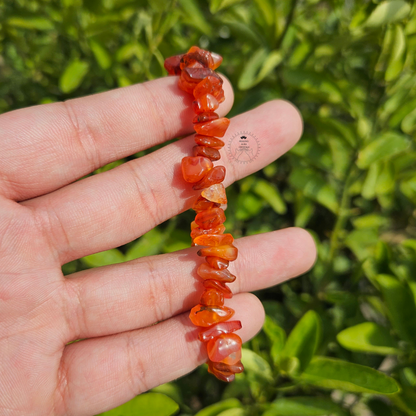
0,75,316,416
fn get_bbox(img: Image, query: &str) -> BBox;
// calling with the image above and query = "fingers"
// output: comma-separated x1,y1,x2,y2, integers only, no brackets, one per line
24,100,303,264
0,76,234,201
56,293,264,416
62,228,316,339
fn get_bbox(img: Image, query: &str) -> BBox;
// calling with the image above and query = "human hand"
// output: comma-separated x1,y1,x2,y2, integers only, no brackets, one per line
0,75,316,415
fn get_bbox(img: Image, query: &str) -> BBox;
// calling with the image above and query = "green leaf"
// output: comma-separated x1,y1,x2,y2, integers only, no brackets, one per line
264,397,348,416
90,40,112,70
99,393,179,416
357,132,409,168
294,195,315,228
289,168,339,213
402,107,416,134
345,229,378,261
301,357,401,394
376,162,395,195
252,179,286,214
253,0,275,26
116,43,145,62
283,310,321,373
209,0,244,13
241,348,273,381
255,50,283,84
362,162,381,200
223,21,264,46
337,322,400,355
195,399,241,416
151,383,183,407
81,248,124,267
217,409,245,416
238,49,267,90
376,274,416,344
59,60,90,93
365,1,411,28
178,0,212,35
125,228,164,261
283,69,344,104
7,16,54,30
290,135,332,170
385,25,406,81
352,213,389,229
163,229,190,253
238,48,281,88
235,192,263,220
263,316,286,364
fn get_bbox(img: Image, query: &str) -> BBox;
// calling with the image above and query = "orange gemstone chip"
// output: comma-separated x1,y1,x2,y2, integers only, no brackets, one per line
198,320,242,342
194,135,225,149
207,333,242,365
194,233,234,247
189,304,234,327
194,207,226,230
193,166,225,190
198,244,238,261
197,263,236,283
194,118,230,137
181,156,213,183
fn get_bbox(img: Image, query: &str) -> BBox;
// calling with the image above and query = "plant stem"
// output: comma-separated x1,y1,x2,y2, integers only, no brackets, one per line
322,156,358,287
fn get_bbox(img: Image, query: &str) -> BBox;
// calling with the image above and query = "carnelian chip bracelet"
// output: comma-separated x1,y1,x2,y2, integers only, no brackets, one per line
164,46,243,382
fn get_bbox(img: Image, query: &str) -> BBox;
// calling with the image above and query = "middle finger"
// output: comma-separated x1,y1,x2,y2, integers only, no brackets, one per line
23,100,302,264
62,228,316,340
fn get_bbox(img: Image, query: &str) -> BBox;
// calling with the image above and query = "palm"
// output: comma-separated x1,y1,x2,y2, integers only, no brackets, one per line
0,76,315,416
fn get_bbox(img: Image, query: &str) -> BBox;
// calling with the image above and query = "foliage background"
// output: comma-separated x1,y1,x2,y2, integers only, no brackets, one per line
1,0,416,415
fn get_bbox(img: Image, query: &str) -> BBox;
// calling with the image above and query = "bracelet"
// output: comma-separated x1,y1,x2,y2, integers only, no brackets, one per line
164,46,243,382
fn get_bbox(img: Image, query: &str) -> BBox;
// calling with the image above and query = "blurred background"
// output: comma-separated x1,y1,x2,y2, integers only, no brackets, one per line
1,0,416,415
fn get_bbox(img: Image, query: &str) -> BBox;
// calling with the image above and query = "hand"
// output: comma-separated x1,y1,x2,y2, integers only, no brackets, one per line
0,75,316,415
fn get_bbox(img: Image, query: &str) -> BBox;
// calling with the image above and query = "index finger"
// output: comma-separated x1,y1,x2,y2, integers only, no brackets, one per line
0,76,234,201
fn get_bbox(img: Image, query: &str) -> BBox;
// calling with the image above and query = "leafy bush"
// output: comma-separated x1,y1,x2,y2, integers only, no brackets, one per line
1,0,416,415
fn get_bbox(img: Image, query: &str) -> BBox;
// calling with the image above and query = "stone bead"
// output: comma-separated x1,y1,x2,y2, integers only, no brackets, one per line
201,183,227,204
193,76,223,99
194,233,234,247
194,135,225,149
194,118,230,137
203,280,232,298
182,67,219,85
207,362,235,382
215,89,225,104
178,77,197,94
189,304,234,327
212,360,244,374
193,166,226,190
164,54,184,75
198,244,238,261
192,145,221,161
193,112,219,124
207,333,242,365
200,288,224,306
198,320,242,342
181,156,213,183
180,46,214,69
210,52,223,70
193,94,219,114
197,262,236,283
206,256,229,270
190,224,226,240
194,207,226,230
192,196,220,212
